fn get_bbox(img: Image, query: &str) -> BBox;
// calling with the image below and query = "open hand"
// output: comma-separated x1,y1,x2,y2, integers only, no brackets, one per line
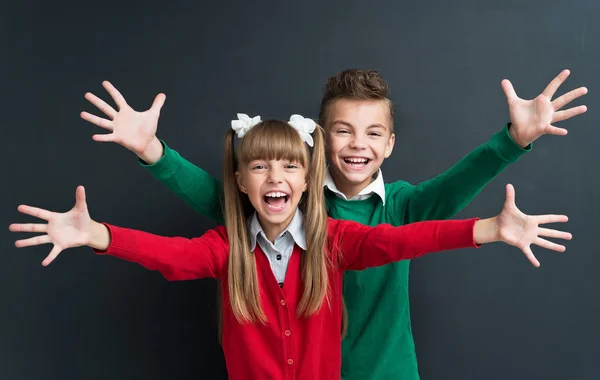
502,69,587,147
81,81,165,155
496,184,572,267
9,186,91,266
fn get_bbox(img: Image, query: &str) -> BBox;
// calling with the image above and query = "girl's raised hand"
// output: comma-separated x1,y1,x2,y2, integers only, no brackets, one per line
495,184,572,267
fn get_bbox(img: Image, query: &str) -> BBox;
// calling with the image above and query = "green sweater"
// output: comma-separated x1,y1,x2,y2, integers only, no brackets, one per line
141,124,529,379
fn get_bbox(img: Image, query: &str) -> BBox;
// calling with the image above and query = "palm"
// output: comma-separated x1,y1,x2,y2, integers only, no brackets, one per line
496,203,535,250
502,69,587,147
508,96,555,141
80,81,165,155
110,106,158,153
9,186,91,266
495,184,571,267
47,204,91,250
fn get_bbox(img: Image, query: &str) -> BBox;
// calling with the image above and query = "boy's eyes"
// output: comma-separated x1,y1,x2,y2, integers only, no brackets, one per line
335,129,382,137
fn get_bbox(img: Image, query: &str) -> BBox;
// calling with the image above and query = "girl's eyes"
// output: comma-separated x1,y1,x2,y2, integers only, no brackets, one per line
250,163,299,170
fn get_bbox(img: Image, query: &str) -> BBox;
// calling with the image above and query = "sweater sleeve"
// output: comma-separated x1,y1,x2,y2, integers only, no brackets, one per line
139,140,225,224
332,218,479,271
93,224,229,280
389,124,530,224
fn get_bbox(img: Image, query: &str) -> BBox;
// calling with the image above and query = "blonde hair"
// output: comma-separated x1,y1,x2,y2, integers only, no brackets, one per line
221,119,329,323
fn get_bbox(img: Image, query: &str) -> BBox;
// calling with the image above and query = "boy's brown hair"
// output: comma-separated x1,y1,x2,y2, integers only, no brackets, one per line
318,69,395,131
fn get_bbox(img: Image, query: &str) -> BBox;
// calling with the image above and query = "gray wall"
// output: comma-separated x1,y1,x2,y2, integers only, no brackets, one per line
2,0,599,379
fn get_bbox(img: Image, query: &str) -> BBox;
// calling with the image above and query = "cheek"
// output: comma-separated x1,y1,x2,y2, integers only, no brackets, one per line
245,176,263,195
327,136,345,154
291,178,307,195
371,141,390,158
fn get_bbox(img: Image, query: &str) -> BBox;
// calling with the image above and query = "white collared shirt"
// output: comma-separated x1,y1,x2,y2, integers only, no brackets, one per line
248,209,306,285
324,168,386,205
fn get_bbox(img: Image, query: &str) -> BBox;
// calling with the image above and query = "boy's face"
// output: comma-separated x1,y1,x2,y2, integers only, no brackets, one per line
324,99,395,197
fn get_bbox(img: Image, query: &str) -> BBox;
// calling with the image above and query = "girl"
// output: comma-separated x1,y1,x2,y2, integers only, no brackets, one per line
9,115,571,380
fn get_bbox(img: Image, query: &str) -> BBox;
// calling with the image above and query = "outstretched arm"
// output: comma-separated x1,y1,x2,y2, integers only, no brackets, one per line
139,141,224,224
339,184,571,271
80,81,224,223
9,186,228,279
396,69,587,224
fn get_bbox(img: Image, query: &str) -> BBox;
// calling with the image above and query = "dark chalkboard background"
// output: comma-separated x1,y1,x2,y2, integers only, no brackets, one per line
2,1,598,379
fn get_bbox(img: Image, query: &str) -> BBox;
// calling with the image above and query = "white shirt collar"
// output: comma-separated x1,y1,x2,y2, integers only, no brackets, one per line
324,168,386,205
248,208,307,251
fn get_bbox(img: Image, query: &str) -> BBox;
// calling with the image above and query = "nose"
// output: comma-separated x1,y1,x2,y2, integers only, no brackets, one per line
267,167,284,184
349,133,367,149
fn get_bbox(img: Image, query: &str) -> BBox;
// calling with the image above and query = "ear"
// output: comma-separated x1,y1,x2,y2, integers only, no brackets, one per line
303,182,307,192
235,171,247,193
384,132,395,158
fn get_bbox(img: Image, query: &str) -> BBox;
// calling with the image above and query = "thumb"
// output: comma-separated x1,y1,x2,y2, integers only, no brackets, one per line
504,183,516,209
75,185,87,211
42,245,62,267
501,79,517,104
522,245,540,268
151,93,166,114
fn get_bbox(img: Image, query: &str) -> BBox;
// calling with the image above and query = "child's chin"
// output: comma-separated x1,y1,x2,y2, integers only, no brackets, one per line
340,172,373,186
262,213,292,225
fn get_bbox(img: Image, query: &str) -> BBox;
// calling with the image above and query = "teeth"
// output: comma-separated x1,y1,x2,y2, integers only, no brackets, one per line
265,192,287,197
344,157,368,163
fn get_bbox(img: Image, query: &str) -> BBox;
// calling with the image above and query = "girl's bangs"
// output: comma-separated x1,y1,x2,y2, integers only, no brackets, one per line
237,120,309,167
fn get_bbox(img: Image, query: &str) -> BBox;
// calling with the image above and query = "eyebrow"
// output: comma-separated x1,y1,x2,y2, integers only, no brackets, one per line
331,120,386,130
330,120,354,128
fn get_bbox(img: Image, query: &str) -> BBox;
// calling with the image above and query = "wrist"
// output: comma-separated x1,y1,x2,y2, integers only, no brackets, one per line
508,124,530,148
89,220,111,251
473,217,500,245
138,137,164,164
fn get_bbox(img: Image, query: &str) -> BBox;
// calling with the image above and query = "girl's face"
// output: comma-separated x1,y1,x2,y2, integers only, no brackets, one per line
236,159,307,237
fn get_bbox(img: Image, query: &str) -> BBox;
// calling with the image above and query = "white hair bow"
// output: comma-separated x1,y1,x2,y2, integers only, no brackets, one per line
287,114,316,147
231,113,316,147
231,113,262,138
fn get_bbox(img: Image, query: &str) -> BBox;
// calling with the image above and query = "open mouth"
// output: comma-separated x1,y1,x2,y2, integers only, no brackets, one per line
263,191,290,212
343,157,370,169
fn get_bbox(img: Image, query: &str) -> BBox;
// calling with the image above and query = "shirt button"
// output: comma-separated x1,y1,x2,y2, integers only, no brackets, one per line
276,254,282,260
284,330,291,336
287,359,294,365
280,299,286,306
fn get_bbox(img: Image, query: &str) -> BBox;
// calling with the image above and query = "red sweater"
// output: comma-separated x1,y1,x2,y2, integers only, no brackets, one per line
95,217,479,380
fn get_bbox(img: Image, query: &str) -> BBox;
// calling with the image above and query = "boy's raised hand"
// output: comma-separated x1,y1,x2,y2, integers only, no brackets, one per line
502,69,588,148
81,81,165,161
9,186,95,266
494,184,571,267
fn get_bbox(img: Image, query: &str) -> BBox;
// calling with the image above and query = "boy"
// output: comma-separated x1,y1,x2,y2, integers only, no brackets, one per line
81,69,587,379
